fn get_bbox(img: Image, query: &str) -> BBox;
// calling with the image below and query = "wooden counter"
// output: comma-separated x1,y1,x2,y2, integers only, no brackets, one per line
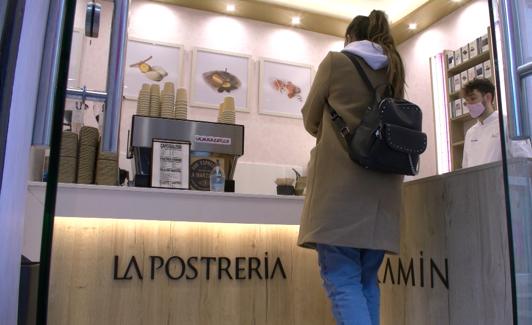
23,182,304,261
379,160,531,325
24,159,530,324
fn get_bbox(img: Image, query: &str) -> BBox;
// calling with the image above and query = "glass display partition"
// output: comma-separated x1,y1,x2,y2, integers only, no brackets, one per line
490,0,532,323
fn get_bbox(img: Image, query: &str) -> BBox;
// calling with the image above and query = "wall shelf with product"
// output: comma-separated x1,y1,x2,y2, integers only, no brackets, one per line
443,27,495,171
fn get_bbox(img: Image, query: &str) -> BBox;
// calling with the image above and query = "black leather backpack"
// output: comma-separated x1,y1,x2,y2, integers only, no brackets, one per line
326,52,427,176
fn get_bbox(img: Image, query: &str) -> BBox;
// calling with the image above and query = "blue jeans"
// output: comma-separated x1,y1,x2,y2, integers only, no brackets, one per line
316,244,385,325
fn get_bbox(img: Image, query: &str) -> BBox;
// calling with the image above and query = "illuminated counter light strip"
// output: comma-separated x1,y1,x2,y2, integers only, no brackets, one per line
26,182,304,225
24,182,304,261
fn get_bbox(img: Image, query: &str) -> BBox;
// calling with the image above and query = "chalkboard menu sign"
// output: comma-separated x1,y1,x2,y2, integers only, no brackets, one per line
151,139,190,189
190,157,225,191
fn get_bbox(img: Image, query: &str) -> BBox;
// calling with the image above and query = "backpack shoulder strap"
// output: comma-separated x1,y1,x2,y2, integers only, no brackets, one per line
341,51,377,97
325,102,353,142
325,52,384,144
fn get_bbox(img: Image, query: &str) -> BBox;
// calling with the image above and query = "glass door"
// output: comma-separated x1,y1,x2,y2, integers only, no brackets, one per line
490,0,532,323
27,0,530,324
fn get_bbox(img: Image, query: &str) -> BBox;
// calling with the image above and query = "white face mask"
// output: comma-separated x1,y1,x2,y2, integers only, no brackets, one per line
468,101,486,118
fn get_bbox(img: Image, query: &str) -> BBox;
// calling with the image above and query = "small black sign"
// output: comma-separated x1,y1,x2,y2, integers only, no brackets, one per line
190,158,216,191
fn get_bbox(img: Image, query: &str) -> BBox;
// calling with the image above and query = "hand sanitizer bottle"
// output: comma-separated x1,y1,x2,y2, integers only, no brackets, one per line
210,160,225,192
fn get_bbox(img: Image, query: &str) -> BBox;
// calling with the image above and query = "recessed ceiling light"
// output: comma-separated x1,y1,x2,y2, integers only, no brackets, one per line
451,0,462,2
408,23,417,30
291,16,301,25
226,4,235,12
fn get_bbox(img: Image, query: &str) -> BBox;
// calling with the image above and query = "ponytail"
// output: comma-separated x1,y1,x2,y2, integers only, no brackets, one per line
367,10,405,98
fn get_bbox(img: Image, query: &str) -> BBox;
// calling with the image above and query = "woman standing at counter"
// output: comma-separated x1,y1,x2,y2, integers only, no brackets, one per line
298,10,405,325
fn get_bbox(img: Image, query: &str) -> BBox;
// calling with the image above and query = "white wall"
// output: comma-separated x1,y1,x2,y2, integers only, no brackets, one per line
0,0,49,323
73,0,343,190
399,0,491,178
71,0,492,186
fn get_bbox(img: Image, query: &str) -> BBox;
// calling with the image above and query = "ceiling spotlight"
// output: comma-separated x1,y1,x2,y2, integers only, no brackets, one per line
291,16,301,25
408,23,417,30
226,4,235,12
451,0,462,2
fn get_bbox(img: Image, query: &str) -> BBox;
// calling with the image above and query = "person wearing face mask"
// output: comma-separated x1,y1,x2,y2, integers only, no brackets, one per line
461,78,532,168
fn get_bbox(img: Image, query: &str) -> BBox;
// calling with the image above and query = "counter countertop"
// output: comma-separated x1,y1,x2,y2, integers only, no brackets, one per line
24,182,305,261
27,159,530,226
26,181,304,225
24,159,531,262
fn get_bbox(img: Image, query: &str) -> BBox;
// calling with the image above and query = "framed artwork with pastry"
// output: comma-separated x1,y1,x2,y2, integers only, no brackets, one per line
258,58,313,119
190,47,252,112
123,37,184,100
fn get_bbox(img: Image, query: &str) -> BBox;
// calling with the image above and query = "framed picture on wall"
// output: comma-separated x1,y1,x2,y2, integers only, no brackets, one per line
67,28,85,89
124,38,184,100
190,47,252,112
258,58,313,119
151,139,190,190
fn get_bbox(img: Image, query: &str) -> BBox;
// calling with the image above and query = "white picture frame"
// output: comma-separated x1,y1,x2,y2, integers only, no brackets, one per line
190,47,252,112
151,139,190,190
124,37,184,100
258,58,313,119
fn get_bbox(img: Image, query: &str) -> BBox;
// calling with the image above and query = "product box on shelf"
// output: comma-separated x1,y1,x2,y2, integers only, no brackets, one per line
475,63,484,79
449,77,455,93
461,45,470,63
454,49,462,66
477,36,484,53
453,74,462,93
449,102,455,118
468,67,476,81
454,99,463,117
469,40,479,58
483,61,492,79
480,34,489,52
460,71,469,88
446,50,455,69
462,98,469,115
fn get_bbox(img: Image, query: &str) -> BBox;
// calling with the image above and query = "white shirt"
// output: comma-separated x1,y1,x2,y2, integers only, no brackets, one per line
462,111,532,168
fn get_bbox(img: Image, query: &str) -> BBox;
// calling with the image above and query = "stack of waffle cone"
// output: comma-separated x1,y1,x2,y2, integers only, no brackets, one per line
149,84,161,117
161,82,175,119
136,84,150,116
175,88,188,120
218,96,236,124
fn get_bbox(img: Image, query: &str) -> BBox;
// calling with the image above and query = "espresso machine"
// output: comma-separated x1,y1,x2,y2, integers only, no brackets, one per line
128,115,244,189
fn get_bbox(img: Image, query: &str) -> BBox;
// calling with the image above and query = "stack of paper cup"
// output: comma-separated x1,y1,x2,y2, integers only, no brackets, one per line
218,96,236,124
217,102,224,122
136,84,150,116
58,131,78,183
161,82,175,119
175,88,188,120
77,126,99,184
149,84,161,117
95,151,119,185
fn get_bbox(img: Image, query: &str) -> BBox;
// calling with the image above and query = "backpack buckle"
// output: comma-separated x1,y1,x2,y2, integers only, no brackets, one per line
340,126,351,138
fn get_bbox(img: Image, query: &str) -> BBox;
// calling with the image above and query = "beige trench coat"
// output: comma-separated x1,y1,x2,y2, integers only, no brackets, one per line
297,51,403,254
